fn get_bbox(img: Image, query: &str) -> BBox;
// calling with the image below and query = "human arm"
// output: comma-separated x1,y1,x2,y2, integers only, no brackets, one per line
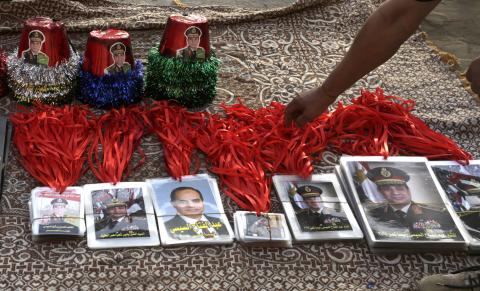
284,0,441,127
466,56,480,95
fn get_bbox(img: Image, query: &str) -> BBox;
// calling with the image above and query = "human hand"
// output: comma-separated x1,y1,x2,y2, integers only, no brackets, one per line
466,56,480,95
284,86,337,127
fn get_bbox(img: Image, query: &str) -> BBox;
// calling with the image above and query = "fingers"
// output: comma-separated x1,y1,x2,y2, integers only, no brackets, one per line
295,113,311,128
472,83,480,95
466,57,480,95
284,97,301,126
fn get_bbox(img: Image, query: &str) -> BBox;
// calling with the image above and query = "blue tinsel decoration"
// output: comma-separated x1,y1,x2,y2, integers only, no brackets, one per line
78,59,144,109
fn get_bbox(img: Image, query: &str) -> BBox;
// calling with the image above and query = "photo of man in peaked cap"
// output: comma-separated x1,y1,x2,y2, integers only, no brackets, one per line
104,42,131,75
95,198,149,239
39,197,79,234
176,26,206,62
22,30,49,66
294,185,351,232
366,166,459,240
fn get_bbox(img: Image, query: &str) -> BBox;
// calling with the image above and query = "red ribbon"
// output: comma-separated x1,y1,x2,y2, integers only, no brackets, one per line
10,104,95,193
142,101,204,180
88,106,146,184
9,88,472,213
326,88,472,162
197,112,271,213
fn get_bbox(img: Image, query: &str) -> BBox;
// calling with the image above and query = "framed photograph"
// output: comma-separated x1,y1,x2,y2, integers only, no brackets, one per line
84,182,159,249
340,156,466,249
429,160,480,250
31,187,85,239
235,211,291,243
146,174,234,246
272,174,363,242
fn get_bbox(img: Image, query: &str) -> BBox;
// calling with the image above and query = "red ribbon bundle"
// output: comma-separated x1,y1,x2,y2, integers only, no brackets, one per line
88,106,146,184
325,88,471,161
197,112,271,213
10,104,95,193
0,49,7,97
8,88,472,214
221,101,323,177
142,101,204,180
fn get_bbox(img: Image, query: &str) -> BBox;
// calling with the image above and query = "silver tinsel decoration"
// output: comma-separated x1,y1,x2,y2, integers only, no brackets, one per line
7,50,80,105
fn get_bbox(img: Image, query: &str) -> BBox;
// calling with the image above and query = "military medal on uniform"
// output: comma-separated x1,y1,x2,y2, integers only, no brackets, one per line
339,156,467,253
272,174,363,242
83,182,159,249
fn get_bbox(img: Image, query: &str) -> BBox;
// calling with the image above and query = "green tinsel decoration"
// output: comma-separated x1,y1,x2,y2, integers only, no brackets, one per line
145,46,220,108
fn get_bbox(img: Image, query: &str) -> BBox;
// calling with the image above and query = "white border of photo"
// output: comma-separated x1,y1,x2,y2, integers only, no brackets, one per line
83,182,159,249
340,155,467,250
273,174,363,242
146,174,234,246
428,159,480,252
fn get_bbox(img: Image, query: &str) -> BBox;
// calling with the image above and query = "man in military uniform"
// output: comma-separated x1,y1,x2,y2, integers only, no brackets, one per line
22,30,49,66
165,186,229,240
39,198,79,234
95,198,148,239
295,185,351,232
104,42,131,75
367,166,459,240
455,178,480,239
176,26,206,62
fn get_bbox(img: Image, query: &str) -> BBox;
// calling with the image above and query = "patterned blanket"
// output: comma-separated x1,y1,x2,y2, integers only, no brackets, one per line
0,0,479,290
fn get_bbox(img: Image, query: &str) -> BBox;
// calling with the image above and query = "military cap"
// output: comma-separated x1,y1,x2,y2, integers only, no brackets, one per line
185,26,202,37
110,42,126,55
367,167,410,186
106,198,127,208
457,179,480,194
297,185,322,199
29,30,44,42
51,198,68,206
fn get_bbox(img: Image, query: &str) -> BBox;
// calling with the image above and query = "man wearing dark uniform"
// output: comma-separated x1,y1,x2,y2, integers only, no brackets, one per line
22,30,49,66
95,198,148,239
104,42,131,75
295,185,351,232
39,198,79,235
367,167,460,240
176,26,206,62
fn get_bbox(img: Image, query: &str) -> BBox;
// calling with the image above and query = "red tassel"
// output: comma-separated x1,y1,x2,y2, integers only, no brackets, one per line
10,104,95,193
325,88,472,162
88,106,146,184
142,101,204,180
197,112,271,213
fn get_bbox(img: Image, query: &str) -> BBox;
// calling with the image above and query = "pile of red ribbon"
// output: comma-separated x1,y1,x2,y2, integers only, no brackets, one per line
326,88,472,161
88,106,146,184
10,88,472,212
142,101,205,180
10,104,95,193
